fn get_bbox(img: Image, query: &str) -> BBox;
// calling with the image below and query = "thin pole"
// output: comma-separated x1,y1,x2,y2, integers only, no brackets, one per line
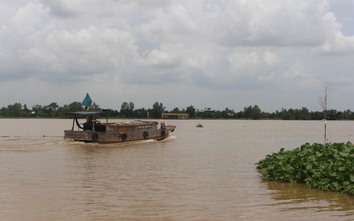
324,120,327,145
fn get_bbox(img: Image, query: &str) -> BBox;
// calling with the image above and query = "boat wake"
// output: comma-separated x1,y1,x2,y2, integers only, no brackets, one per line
161,135,176,142
0,134,177,151
63,135,176,148
0,135,63,152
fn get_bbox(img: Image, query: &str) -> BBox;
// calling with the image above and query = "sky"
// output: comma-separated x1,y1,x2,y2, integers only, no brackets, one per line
0,0,354,112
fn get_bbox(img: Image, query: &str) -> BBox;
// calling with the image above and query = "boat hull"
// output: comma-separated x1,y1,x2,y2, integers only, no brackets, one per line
63,111,175,144
64,125,175,144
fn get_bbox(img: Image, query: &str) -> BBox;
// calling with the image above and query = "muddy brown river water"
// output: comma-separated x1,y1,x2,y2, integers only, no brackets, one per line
0,119,353,220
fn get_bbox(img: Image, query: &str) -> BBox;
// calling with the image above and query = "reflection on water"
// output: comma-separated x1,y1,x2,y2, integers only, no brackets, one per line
264,181,354,217
0,119,353,221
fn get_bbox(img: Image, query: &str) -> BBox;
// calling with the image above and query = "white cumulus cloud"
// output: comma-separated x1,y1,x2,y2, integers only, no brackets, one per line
0,0,354,111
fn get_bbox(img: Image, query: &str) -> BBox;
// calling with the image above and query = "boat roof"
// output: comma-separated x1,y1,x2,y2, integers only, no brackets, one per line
66,110,109,117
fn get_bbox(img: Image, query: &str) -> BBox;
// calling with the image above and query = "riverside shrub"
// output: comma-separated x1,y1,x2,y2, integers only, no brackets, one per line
256,142,354,195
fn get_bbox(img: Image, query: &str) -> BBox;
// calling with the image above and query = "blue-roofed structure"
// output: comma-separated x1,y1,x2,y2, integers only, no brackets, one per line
81,93,92,110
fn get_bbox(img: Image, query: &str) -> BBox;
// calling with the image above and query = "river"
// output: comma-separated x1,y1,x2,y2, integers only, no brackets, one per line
0,119,353,221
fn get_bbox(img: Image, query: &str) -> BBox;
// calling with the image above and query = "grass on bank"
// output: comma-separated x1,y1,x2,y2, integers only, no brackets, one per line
256,142,354,195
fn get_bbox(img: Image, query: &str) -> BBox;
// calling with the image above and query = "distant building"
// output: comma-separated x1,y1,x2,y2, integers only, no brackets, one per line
162,113,189,119
261,112,270,118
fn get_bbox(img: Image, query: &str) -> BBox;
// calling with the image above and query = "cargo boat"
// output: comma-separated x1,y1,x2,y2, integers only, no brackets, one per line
64,110,176,143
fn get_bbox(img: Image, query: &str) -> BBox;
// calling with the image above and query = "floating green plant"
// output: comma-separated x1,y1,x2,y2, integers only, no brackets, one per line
256,142,354,195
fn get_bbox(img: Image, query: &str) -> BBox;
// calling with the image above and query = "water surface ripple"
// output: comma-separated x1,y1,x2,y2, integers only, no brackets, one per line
0,119,353,220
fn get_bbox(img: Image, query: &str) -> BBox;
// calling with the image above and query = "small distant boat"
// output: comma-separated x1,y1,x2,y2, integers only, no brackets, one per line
64,110,176,144
196,122,203,128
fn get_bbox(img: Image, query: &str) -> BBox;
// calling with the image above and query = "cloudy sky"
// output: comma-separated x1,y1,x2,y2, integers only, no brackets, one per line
1,0,354,112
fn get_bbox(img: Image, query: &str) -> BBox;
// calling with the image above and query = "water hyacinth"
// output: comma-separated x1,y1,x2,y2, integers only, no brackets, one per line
256,142,354,195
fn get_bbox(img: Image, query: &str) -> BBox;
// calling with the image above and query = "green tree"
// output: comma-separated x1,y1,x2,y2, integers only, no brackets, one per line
171,107,180,113
22,104,31,117
299,107,311,120
134,108,148,118
0,107,6,116
186,105,196,118
90,102,100,111
150,102,164,118
56,106,67,118
32,104,44,117
43,102,59,117
6,103,22,117
120,101,134,118
243,105,262,119
57,101,81,118
343,109,354,120
68,102,83,112
221,108,235,119
199,107,214,119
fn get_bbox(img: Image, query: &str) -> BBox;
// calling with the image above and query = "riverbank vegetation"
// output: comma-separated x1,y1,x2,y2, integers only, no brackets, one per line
1,101,354,120
256,142,354,195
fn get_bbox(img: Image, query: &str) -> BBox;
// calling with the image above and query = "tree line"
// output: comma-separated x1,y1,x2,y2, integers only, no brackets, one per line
1,101,354,120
